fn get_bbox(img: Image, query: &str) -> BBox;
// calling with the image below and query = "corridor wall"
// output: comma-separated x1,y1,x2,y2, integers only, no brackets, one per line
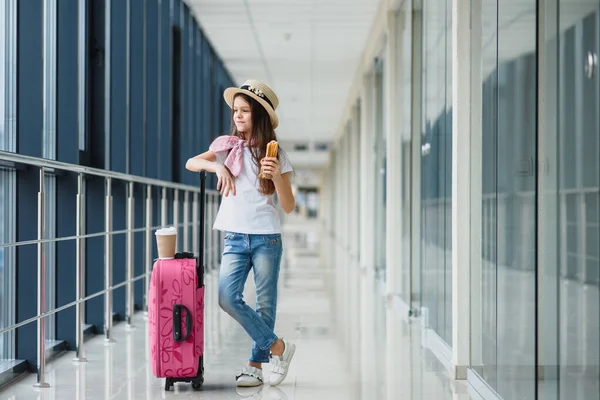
0,0,234,371
323,1,600,399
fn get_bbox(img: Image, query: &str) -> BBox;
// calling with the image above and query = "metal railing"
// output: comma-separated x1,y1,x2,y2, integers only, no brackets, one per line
0,150,221,388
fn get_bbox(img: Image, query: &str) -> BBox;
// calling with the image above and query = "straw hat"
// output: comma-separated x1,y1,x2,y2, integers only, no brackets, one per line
223,80,279,129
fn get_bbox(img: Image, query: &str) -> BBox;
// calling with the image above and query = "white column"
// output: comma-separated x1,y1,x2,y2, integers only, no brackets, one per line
411,6,423,313
358,71,377,395
351,104,361,263
451,0,471,379
319,168,329,271
345,110,356,379
359,72,376,273
341,133,350,349
384,9,403,297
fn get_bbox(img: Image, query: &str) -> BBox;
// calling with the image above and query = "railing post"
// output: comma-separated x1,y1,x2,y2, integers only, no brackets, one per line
34,167,50,388
73,173,87,363
161,187,167,227
173,189,179,250
144,184,153,315
126,181,135,329
183,191,189,252
104,177,115,343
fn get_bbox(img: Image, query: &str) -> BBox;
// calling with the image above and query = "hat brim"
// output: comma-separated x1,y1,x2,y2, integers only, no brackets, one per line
224,87,279,130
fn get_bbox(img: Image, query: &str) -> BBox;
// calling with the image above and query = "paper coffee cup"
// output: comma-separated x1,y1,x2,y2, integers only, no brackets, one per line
155,227,177,259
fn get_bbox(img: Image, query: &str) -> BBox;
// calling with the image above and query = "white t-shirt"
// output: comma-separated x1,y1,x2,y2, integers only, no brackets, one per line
212,146,293,234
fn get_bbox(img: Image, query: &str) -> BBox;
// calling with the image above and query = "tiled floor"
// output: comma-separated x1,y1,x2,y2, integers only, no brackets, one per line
0,224,473,400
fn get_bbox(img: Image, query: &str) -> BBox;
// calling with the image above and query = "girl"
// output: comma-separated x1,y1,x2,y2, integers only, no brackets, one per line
185,80,296,388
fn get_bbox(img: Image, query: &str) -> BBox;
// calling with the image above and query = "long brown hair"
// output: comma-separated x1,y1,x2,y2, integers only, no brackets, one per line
229,93,278,195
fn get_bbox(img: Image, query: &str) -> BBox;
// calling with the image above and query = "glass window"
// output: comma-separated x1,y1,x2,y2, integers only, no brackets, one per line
374,59,387,280
0,0,17,363
398,9,411,306
471,1,538,399
420,0,452,345
554,4,599,399
470,0,500,389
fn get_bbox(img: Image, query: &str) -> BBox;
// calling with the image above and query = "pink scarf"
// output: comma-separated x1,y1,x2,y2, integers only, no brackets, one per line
209,135,247,177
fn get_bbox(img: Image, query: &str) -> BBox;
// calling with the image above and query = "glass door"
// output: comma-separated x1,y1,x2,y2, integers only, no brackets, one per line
373,58,387,282
540,1,599,399
556,2,599,399
470,1,538,399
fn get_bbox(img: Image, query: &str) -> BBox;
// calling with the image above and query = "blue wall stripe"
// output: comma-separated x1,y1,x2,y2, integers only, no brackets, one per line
16,0,44,368
86,0,108,333
56,0,80,350
145,0,158,179
159,0,172,182
130,0,146,307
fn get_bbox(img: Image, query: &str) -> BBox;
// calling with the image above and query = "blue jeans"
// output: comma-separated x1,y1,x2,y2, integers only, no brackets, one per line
218,231,283,363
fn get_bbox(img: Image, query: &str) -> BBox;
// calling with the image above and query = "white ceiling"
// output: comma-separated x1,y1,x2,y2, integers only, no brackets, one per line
187,0,381,143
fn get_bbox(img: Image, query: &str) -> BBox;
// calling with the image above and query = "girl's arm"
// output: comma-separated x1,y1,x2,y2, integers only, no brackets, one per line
185,150,219,173
186,151,236,197
261,156,295,214
272,173,295,214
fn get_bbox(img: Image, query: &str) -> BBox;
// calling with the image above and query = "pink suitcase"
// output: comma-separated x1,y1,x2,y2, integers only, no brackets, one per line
148,171,206,391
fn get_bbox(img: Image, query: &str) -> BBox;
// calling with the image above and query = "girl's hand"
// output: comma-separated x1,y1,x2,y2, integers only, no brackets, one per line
216,165,236,196
261,157,281,181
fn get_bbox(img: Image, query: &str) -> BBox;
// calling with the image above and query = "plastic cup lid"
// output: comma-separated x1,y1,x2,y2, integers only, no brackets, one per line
155,227,177,236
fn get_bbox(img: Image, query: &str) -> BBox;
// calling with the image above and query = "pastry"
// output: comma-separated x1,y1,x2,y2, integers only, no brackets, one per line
259,140,279,179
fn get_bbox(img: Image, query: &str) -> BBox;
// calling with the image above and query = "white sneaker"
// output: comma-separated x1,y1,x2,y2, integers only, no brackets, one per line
236,366,264,387
269,339,296,386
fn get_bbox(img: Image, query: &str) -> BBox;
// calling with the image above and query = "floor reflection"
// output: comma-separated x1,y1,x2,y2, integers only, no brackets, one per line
1,222,473,400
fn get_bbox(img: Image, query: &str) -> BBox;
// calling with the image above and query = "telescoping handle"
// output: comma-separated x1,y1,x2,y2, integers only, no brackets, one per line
197,171,206,288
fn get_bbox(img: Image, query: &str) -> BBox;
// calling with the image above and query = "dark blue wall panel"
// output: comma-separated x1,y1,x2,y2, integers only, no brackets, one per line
130,0,146,307
9,0,236,362
207,50,216,189
171,4,183,184
180,5,189,186
110,0,127,174
146,0,158,179
130,0,145,178
86,0,107,332
109,0,128,319
56,0,80,349
185,14,195,188
133,184,145,309
17,2,43,159
173,0,181,27
193,29,202,184
111,181,127,320
16,0,44,368
159,0,172,181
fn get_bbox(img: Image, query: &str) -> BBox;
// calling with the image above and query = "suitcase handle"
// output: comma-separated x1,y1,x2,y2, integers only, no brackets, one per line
174,252,194,259
173,304,193,342
197,171,206,288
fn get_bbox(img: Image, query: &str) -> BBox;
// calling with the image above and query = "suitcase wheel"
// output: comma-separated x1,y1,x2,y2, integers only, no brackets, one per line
192,370,204,389
192,356,204,390
165,378,173,391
